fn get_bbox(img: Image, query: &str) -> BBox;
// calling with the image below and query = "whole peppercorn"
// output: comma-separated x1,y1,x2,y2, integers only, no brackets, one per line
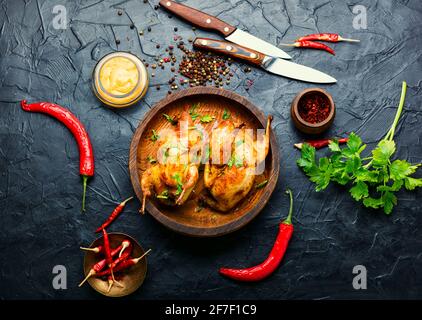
130,24,135,29
115,39,120,45
147,26,151,32
117,10,123,16
174,27,178,32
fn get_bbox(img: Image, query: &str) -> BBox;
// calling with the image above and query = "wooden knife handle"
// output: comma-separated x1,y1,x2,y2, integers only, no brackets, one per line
193,38,266,66
159,0,236,37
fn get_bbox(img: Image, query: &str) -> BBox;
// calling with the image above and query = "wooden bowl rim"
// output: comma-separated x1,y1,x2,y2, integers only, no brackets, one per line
129,87,280,237
291,87,335,128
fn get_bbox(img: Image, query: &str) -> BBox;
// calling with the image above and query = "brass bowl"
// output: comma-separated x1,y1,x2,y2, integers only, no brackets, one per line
83,232,147,297
291,88,335,135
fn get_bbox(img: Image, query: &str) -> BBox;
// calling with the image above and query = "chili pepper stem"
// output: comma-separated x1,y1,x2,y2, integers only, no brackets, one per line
107,279,113,293
82,175,88,212
283,189,294,225
80,246,99,253
134,249,152,263
121,196,134,206
338,36,360,42
118,241,129,258
78,270,95,287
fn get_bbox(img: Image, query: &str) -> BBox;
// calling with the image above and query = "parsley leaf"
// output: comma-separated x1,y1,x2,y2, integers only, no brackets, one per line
350,181,369,201
163,113,177,125
255,180,268,189
147,155,157,164
189,103,200,120
222,108,231,120
172,173,183,196
150,129,159,142
372,140,396,166
200,115,215,123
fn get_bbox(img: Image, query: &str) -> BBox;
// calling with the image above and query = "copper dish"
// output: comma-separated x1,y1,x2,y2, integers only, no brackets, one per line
83,232,147,297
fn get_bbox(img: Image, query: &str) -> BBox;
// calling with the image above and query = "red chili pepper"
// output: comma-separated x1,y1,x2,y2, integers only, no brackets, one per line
102,229,115,281
95,196,134,233
297,33,360,43
292,40,335,55
20,100,94,211
219,190,294,282
294,137,349,150
96,246,133,277
78,241,124,287
96,249,151,277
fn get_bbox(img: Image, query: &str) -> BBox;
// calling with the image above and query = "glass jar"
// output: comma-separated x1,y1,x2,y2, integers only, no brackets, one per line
92,52,148,108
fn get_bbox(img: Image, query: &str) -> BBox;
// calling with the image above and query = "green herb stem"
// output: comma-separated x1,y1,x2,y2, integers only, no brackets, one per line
384,81,407,141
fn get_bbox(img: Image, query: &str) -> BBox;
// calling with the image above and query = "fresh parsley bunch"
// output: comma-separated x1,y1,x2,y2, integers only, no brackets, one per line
297,82,422,214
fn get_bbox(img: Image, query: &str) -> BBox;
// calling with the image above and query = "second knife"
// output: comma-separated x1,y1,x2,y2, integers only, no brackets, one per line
193,38,337,84
159,0,291,60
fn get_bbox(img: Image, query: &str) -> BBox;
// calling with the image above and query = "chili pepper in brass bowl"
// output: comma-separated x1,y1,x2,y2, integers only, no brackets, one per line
290,88,335,135
80,232,150,297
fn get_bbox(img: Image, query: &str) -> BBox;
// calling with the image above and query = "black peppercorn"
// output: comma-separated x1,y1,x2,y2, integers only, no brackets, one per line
117,10,122,16
147,26,151,32
174,27,178,32
116,39,120,45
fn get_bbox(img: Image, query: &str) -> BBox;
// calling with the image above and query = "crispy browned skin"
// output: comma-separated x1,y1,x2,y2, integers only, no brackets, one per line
202,116,272,212
140,110,203,213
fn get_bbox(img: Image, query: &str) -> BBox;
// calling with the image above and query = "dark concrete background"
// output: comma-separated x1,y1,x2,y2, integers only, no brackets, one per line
1,0,421,299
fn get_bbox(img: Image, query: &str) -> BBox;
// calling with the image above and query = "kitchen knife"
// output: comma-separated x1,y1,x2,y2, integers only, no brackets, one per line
193,38,337,84
159,0,291,60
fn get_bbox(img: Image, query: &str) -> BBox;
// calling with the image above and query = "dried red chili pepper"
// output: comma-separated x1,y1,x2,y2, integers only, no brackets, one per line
298,93,331,124
219,190,294,282
294,137,349,150
297,33,360,43
95,196,134,233
20,100,94,211
96,249,151,277
281,40,335,55
102,228,116,282
78,242,124,287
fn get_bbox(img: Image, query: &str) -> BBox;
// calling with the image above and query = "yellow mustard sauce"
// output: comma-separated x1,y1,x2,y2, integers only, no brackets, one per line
93,52,148,108
100,57,139,96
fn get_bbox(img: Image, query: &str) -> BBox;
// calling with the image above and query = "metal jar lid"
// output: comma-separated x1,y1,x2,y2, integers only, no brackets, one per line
92,52,148,108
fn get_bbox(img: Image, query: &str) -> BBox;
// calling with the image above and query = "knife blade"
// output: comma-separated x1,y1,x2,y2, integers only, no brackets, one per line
193,38,337,84
159,0,291,60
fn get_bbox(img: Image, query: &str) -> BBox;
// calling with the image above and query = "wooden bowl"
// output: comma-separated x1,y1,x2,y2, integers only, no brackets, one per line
291,88,335,134
129,87,280,237
83,233,147,297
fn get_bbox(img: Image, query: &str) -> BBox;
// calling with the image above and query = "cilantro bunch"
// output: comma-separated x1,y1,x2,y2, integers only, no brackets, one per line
297,82,422,214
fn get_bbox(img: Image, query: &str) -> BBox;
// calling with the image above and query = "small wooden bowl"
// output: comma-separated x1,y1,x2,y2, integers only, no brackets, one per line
83,233,147,297
129,87,280,237
291,88,335,135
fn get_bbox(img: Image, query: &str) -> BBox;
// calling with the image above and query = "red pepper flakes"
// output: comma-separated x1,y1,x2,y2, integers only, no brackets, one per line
298,93,330,124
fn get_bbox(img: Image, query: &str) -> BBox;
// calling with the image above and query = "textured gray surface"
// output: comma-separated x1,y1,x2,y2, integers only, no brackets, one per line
0,0,422,299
